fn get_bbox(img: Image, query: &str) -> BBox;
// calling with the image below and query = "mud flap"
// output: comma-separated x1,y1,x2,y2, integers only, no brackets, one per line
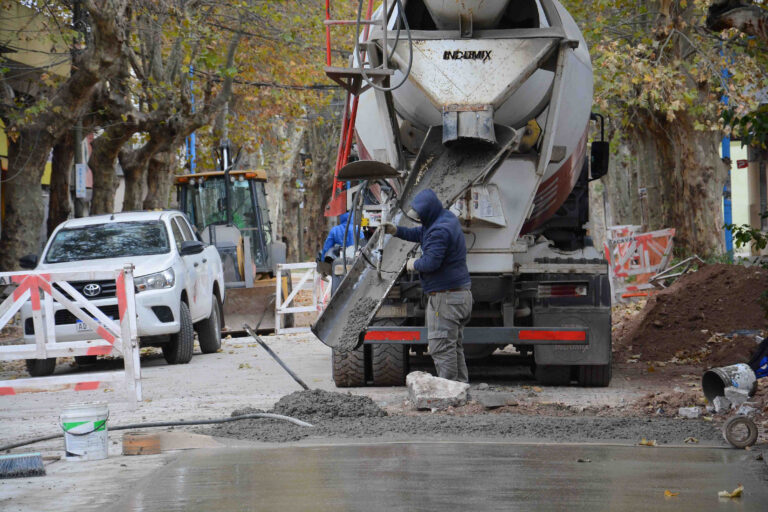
312,125,521,351
533,307,611,365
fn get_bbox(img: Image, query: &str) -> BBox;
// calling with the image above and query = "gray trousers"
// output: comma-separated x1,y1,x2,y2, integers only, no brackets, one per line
426,289,473,382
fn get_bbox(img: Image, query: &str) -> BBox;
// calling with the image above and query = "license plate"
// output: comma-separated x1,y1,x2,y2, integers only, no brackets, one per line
76,317,113,332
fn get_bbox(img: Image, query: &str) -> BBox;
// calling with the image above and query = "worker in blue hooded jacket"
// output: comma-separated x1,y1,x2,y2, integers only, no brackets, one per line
321,211,365,259
383,189,473,382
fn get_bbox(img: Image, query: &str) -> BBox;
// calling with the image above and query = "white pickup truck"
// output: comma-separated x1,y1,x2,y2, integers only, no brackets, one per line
20,211,225,376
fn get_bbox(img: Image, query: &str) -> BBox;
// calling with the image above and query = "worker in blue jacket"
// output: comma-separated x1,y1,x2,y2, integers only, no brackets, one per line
383,189,473,382
321,211,365,259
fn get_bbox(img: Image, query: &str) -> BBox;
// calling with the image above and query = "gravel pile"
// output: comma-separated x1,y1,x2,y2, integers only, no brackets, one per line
272,389,387,421
203,390,725,446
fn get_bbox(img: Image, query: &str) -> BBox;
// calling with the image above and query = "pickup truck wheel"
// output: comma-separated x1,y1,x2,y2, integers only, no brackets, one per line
26,358,56,377
197,298,222,354
162,302,194,364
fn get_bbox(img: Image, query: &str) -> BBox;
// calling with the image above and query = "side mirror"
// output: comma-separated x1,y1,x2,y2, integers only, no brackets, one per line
179,240,205,256
590,141,610,180
19,254,38,270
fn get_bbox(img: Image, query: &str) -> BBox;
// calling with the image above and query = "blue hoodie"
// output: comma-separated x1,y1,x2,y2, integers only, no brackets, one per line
321,212,365,258
395,189,471,293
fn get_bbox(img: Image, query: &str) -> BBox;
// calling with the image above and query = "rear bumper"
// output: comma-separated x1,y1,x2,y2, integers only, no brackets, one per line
363,326,589,345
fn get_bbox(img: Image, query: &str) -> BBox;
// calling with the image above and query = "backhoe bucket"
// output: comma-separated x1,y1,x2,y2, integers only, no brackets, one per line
312,125,521,351
222,264,294,334
222,278,284,333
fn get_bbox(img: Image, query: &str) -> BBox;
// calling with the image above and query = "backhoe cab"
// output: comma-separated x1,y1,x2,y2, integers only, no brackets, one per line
175,170,289,332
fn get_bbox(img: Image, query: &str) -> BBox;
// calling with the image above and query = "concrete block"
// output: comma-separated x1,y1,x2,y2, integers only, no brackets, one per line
678,407,701,419
724,386,750,407
407,371,470,410
713,395,731,414
736,405,757,417
473,391,517,409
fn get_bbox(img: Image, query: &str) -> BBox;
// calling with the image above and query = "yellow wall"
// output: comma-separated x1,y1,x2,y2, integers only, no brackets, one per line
0,120,53,193
0,3,70,78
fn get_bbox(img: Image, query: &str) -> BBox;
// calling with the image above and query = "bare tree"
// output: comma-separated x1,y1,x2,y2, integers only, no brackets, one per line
0,0,131,269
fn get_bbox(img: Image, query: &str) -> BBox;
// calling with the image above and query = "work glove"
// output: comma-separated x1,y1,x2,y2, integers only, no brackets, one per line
383,222,398,235
406,257,417,272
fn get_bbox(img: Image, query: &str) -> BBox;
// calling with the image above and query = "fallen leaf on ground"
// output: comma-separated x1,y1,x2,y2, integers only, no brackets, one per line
684,437,698,444
718,484,743,498
639,438,657,447
532,386,543,392
664,490,679,497
576,458,591,463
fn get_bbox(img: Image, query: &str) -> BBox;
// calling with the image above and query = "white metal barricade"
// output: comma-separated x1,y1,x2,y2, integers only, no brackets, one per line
604,227,676,301
275,262,331,334
0,265,141,401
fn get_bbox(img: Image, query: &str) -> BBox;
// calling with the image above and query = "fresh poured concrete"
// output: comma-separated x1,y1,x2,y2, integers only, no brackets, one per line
114,442,768,512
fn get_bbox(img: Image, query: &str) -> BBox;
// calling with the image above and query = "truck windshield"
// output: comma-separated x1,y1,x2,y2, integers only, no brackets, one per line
45,221,170,263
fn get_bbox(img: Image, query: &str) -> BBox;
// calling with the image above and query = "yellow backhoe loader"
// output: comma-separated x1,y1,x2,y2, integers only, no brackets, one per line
174,169,291,332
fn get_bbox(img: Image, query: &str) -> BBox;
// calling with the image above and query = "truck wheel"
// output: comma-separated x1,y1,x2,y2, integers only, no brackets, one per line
332,346,366,387
577,364,611,387
163,302,194,365
535,364,571,386
25,358,56,377
197,298,222,354
370,318,407,386
371,344,408,386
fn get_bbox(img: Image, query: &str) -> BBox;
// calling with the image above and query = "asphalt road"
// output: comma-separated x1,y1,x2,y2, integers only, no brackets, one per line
113,442,768,512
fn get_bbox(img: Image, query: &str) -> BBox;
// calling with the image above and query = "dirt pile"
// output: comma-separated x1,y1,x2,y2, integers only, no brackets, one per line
615,264,768,365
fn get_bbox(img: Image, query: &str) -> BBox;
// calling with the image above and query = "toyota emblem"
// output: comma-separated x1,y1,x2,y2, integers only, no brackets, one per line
82,283,101,297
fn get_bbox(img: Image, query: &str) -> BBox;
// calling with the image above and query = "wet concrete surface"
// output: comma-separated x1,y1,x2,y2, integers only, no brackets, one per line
115,442,768,512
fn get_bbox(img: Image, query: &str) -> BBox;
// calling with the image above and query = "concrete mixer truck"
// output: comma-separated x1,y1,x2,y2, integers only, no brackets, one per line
314,0,612,387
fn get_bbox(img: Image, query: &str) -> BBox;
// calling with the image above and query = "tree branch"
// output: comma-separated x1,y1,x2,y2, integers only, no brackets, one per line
707,1,768,45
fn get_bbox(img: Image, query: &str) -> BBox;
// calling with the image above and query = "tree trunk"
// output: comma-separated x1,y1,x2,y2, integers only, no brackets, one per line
143,150,176,210
90,125,135,214
301,116,339,260
120,159,146,212
0,128,55,269
48,131,74,237
604,112,728,257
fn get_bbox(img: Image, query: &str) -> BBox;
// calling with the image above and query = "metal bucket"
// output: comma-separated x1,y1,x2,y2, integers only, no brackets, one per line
702,363,757,401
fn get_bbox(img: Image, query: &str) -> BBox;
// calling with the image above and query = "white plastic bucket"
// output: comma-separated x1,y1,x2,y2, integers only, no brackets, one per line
702,363,757,401
60,402,109,461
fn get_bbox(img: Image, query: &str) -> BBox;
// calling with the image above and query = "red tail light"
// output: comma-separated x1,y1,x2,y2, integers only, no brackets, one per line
538,283,588,298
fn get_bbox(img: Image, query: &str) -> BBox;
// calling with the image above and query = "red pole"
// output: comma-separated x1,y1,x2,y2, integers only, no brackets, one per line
325,0,332,66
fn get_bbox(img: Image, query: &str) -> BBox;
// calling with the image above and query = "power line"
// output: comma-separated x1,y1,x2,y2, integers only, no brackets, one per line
191,69,340,91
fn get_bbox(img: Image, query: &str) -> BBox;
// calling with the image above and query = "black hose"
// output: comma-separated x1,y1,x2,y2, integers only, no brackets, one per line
243,324,311,391
354,0,413,92
0,413,313,453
